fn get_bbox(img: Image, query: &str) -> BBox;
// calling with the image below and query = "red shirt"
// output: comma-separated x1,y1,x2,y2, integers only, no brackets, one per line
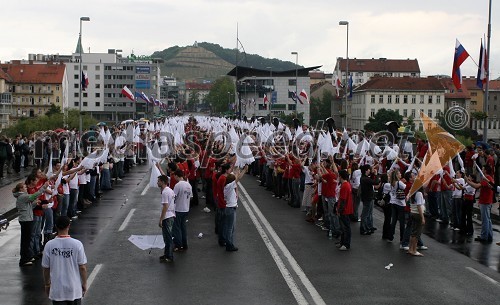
169,175,178,189
339,181,353,215
429,175,441,192
322,170,337,198
289,163,301,179
204,158,216,179
212,172,218,200
441,171,453,191
216,175,227,208
479,175,494,204
418,143,428,159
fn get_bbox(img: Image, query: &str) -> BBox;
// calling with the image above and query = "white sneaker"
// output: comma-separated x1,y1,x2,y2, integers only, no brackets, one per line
338,245,349,251
418,246,428,250
203,207,211,213
403,246,409,251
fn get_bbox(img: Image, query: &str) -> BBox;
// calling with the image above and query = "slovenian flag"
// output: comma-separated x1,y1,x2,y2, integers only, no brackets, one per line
452,39,470,90
140,92,151,103
81,71,89,91
121,86,134,101
476,37,488,89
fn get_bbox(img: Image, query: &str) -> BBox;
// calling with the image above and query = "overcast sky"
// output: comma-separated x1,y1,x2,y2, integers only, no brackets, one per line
1,0,497,78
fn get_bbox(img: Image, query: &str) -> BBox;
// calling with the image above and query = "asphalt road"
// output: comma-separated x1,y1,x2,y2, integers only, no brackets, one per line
1,165,500,305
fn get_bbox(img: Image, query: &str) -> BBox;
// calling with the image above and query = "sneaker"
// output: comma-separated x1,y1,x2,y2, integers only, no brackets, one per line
203,207,211,213
436,218,443,223
226,247,239,252
117,178,122,181
321,226,329,231
338,245,349,251
453,227,460,231
417,246,428,250
71,216,78,220
496,241,500,246
201,196,206,199
403,246,409,251
159,255,173,263
19,261,33,266
328,230,333,240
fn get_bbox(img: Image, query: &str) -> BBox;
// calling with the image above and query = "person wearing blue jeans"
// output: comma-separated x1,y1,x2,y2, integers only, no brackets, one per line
157,175,175,262
466,168,494,243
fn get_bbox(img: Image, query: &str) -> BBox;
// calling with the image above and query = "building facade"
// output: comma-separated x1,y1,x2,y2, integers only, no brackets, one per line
0,69,12,129
351,77,446,131
0,61,67,124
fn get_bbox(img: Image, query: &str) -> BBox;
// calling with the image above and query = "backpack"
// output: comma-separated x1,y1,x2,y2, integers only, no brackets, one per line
0,145,6,159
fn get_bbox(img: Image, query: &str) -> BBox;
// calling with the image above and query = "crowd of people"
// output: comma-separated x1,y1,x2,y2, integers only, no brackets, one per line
12,115,500,268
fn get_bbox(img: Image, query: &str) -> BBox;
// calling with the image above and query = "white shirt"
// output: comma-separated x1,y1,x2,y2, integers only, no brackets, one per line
224,181,238,208
173,181,192,212
303,166,313,184
161,186,176,220
390,181,407,207
78,173,87,185
41,237,87,302
453,178,465,198
410,191,426,214
62,175,70,195
350,169,361,189
69,174,79,189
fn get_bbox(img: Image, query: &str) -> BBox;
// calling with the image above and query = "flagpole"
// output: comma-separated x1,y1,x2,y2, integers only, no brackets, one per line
483,0,492,142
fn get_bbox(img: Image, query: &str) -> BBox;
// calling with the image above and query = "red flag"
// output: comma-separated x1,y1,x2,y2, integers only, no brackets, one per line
121,86,135,101
299,89,309,104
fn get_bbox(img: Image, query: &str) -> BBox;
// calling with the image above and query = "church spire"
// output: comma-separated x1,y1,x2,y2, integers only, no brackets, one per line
75,36,84,54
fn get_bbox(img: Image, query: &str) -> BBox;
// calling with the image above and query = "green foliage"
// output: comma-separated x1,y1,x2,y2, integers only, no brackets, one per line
471,111,488,120
151,46,182,62
188,90,200,111
2,109,97,137
364,108,403,132
406,116,415,131
45,104,62,117
456,135,474,147
278,112,304,127
309,90,333,127
206,77,236,114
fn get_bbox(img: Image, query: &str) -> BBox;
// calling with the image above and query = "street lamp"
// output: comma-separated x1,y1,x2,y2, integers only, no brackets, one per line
78,16,90,137
291,52,298,118
252,76,257,118
339,21,349,128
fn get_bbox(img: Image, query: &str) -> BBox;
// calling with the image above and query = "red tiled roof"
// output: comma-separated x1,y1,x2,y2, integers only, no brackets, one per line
309,71,325,79
0,63,65,84
440,78,470,99
0,69,12,82
355,76,446,92
463,78,500,91
185,82,212,90
338,58,420,73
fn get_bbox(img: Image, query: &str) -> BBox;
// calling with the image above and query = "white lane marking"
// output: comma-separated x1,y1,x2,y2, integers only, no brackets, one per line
0,220,21,248
141,184,150,196
87,263,103,291
238,194,308,304
466,267,500,287
118,209,136,232
238,182,326,305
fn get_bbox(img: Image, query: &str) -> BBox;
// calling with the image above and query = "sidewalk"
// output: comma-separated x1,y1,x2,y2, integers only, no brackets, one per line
0,167,32,219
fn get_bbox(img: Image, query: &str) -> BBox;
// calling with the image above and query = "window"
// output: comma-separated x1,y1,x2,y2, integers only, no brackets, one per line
387,95,392,104
288,79,296,86
96,102,100,107
95,93,100,98
288,104,296,110
83,65,88,70
371,95,375,104
74,93,79,97
371,108,375,117
403,109,408,117
428,109,432,118
437,96,441,104
436,109,441,117
95,65,100,71
29,85,34,92
83,93,88,98
74,65,78,70
471,92,477,96
74,102,79,106
74,84,79,88
379,95,383,104
56,97,60,104
403,95,408,104
83,102,88,107
288,91,295,98
357,72,363,76
95,75,100,80
428,96,433,104
411,109,416,118
411,73,416,77
411,95,416,104
105,66,111,70
420,95,424,104
74,74,79,79
56,85,60,91
395,95,400,104
95,84,100,89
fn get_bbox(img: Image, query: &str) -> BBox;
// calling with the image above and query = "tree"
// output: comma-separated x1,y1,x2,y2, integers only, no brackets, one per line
364,108,403,132
206,76,236,114
278,112,304,127
309,90,333,127
406,116,416,131
45,104,62,117
188,90,200,111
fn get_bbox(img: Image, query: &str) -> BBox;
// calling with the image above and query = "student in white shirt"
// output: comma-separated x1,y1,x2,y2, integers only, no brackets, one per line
42,216,87,303
157,175,176,262
172,169,192,251
408,188,426,256
223,165,248,252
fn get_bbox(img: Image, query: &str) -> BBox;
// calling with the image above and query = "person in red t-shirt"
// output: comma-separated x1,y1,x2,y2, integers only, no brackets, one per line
427,174,441,219
467,165,495,243
337,170,353,250
215,163,231,246
318,158,340,238
287,154,303,208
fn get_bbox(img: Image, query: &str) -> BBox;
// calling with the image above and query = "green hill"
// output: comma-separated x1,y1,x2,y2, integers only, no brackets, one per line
151,42,302,81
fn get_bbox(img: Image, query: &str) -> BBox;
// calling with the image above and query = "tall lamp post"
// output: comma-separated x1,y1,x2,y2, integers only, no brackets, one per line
291,52,299,118
78,16,90,137
339,21,349,128
252,76,257,118
266,66,273,120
